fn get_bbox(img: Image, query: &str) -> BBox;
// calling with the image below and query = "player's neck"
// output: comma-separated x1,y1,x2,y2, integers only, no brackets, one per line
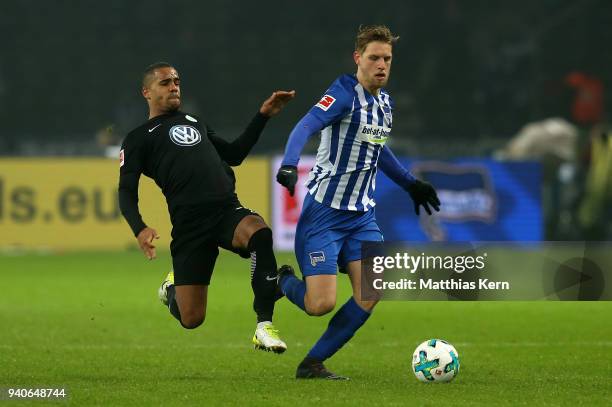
356,72,380,96
148,107,176,120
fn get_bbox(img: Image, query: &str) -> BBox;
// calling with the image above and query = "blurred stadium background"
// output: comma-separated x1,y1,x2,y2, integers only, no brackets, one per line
1,1,611,405
1,0,611,252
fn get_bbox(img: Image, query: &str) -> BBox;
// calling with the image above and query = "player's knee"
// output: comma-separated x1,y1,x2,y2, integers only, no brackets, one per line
306,297,336,316
247,227,272,251
180,312,205,329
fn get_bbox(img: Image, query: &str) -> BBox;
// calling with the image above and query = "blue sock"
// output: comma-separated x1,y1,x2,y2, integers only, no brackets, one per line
280,273,306,312
307,297,371,361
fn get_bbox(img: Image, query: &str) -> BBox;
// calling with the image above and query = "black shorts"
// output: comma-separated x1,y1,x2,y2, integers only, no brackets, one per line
170,197,260,286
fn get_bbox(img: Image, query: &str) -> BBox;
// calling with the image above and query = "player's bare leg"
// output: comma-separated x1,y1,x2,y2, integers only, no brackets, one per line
296,260,375,380
278,267,337,316
347,261,379,312
159,271,208,329
232,215,287,353
304,275,337,316
174,285,208,328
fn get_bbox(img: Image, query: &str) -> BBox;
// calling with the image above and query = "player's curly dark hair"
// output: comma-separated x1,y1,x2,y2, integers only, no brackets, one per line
355,25,399,53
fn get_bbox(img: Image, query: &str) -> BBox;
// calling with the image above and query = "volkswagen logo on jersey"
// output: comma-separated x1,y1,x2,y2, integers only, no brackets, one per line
169,125,201,146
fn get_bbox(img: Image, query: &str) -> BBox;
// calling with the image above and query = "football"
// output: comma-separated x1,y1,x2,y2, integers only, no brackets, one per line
412,339,460,383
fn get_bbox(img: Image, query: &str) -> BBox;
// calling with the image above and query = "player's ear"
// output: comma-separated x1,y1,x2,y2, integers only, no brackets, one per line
142,86,150,100
353,51,360,65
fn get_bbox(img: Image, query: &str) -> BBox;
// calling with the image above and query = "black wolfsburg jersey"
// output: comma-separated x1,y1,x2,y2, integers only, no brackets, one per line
118,110,269,236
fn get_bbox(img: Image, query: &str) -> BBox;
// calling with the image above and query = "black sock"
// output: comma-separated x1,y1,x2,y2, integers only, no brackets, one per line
248,228,277,323
167,285,182,322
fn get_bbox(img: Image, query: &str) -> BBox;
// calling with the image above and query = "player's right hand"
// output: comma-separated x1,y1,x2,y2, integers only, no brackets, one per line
137,227,160,260
276,165,298,196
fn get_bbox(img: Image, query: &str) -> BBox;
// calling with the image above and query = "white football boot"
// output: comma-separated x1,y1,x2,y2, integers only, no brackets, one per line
252,321,287,354
158,269,174,306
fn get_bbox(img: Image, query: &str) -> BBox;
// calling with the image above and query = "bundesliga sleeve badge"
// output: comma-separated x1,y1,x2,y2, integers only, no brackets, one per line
315,94,336,111
119,149,125,167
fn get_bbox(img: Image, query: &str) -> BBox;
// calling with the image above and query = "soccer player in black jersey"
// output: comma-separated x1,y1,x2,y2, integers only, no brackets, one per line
119,62,295,352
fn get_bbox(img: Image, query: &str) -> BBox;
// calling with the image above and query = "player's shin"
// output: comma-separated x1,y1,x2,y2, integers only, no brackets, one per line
166,285,182,322
159,270,182,322
307,297,371,361
248,228,277,323
279,268,306,312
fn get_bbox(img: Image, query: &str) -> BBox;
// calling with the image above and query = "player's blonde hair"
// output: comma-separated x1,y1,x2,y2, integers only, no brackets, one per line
354,25,399,53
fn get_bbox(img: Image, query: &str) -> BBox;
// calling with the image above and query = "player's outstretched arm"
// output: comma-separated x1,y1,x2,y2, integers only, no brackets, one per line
378,145,441,215
118,136,154,257
208,90,296,166
259,90,296,117
277,79,353,196
276,112,325,196
118,173,146,233
118,172,158,259
118,143,147,227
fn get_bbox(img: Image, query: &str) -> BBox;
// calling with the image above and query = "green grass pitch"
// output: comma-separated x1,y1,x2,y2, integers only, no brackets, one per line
1,250,611,406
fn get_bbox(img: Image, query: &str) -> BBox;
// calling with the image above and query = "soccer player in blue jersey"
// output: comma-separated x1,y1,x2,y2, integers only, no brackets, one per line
276,25,440,379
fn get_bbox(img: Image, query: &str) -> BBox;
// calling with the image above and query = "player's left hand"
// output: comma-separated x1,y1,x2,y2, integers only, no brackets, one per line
259,90,296,117
406,180,441,216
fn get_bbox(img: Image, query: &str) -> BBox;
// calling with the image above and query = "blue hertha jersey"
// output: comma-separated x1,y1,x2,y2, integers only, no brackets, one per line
305,74,393,211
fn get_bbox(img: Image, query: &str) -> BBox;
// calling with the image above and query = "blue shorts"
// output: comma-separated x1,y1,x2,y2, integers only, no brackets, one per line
294,193,383,277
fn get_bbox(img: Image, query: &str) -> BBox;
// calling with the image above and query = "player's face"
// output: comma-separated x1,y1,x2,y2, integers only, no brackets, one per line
354,41,392,93
142,67,181,112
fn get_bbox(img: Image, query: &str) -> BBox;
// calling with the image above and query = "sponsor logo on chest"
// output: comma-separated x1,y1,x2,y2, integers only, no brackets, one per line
357,124,390,145
169,125,201,146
